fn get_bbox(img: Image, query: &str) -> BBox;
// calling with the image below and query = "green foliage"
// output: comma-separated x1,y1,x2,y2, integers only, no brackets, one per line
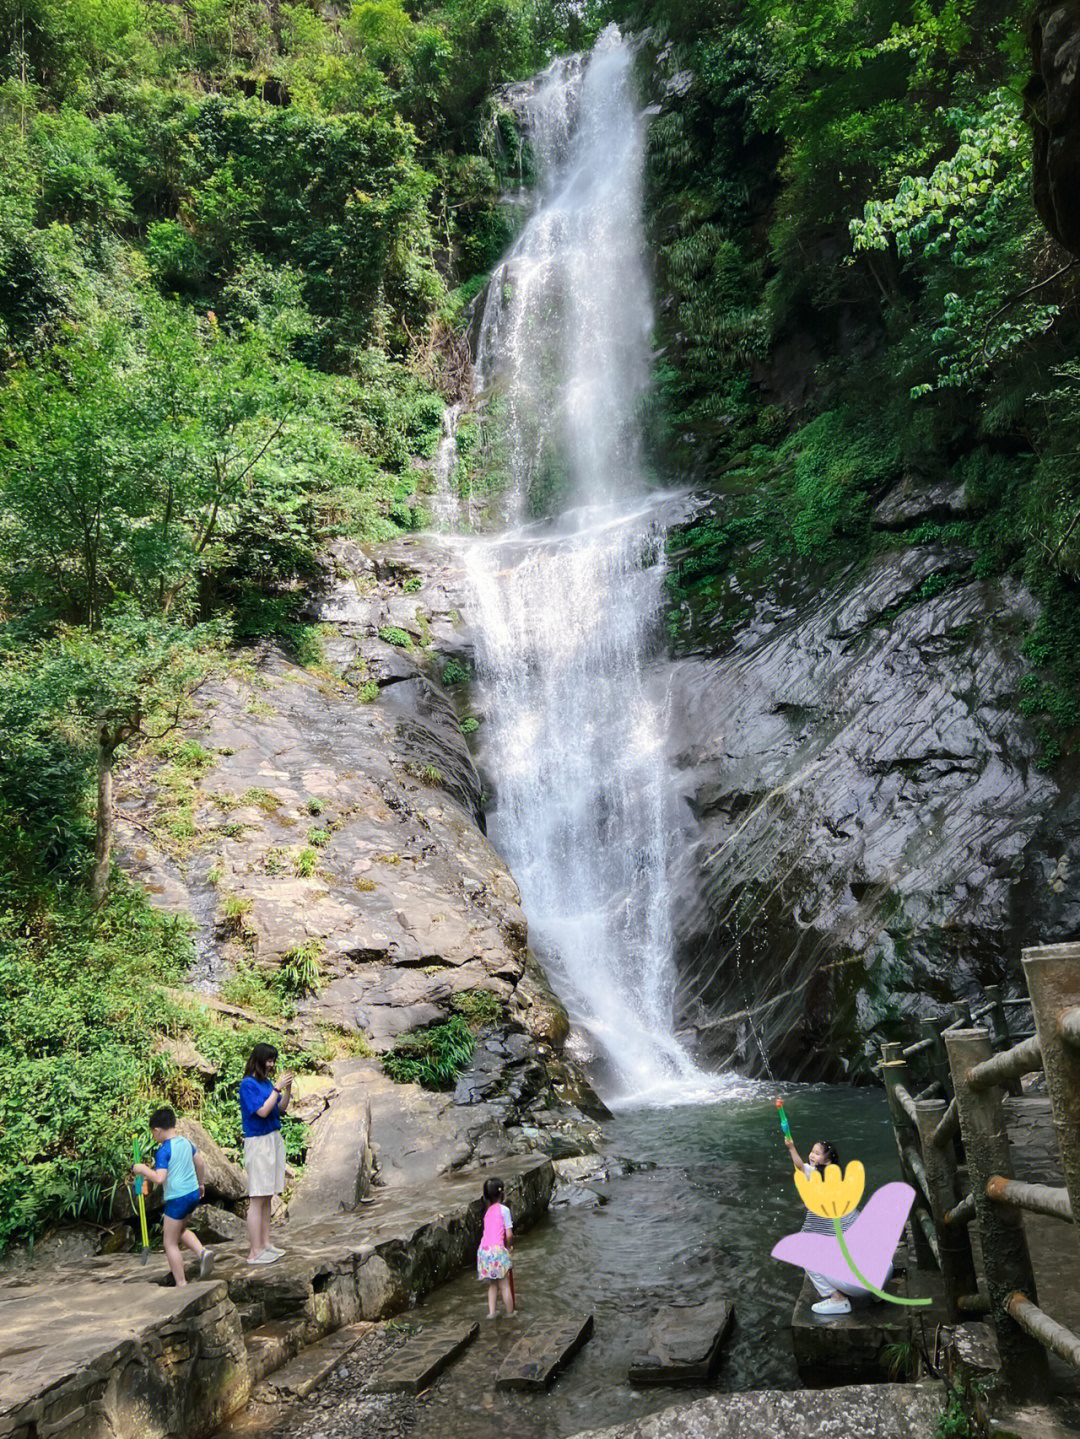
277,941,323,997
441,658,470,685
460,715,479,733
452,988,502,1025
382,1014,475,1090
358,680,380,702
306,826,330,847
609,0,1080,755
379,625,414,649
294,847,318,877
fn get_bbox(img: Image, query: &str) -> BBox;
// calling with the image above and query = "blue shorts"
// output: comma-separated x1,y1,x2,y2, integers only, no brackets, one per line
162,1190,201,1222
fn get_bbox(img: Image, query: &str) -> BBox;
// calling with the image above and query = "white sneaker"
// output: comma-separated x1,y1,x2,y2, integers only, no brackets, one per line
812,1297,851,1316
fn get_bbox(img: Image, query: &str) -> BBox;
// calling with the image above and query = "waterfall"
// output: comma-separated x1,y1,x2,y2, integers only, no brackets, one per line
462,27,704,1104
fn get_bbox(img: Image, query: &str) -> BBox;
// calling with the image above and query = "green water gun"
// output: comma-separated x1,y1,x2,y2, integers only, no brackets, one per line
775,1097,792,1140
132,1137,150,1265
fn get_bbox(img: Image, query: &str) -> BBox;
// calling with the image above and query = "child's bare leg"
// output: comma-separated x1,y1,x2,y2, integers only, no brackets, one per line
499,1276,514,1315
246,1196,266,1258
488,1280,498,1317
163,1217,187,1286
180,1226,205,1258
261,1198,273,1253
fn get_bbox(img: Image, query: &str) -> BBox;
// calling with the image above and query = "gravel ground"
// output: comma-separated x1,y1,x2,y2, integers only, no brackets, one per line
223,1326,421,1439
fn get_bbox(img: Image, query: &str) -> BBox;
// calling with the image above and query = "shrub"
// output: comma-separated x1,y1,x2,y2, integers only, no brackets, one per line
442,659,470,686
276,941,323,997
379,626,414,650
294,847,318,877
382,1016,475,1090
452,989,502,1025
307,827,330,847
358,680,380,702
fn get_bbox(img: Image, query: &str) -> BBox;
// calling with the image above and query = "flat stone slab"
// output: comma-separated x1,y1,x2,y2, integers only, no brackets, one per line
628,1300,733,1385
564,1380,946,1437
495,1314,594,1391
368,1321,478,1394
262,1322,371,1399
0,1278,247,1439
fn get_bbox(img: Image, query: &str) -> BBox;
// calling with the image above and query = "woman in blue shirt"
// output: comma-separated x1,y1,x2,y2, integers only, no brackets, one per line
239,1042,293,1265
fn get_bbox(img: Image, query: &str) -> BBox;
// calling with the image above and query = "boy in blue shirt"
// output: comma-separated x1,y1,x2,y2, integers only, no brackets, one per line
132,1107,215,1286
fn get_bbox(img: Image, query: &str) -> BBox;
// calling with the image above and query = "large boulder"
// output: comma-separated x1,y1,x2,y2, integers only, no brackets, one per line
1027,4,1080,257
176,1118,247,1204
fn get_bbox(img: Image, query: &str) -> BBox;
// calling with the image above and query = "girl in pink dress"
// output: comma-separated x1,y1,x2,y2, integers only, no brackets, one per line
476,1177,515,1318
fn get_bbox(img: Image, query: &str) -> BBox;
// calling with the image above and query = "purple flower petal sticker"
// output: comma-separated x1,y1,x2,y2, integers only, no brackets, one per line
772,1182,915,1294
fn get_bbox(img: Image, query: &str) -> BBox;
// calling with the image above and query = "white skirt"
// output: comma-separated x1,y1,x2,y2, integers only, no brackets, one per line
244,1131,286,1197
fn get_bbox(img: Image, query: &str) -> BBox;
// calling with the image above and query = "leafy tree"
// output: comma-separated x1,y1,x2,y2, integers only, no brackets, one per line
4,613,226,903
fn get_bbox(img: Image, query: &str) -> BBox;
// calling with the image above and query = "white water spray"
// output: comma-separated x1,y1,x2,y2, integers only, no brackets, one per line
464,29,705,1103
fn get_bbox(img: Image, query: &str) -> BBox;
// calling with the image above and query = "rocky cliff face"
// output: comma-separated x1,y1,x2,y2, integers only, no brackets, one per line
117,535,588,1184
665,500,1080,1080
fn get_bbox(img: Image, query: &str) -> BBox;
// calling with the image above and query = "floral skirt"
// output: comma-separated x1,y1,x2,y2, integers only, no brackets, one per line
477,1245,512,1281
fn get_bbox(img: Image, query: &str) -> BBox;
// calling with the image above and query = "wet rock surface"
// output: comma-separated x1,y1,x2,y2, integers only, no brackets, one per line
1027,3,1080,259
564,1381,947,1439
667,544,1080,1078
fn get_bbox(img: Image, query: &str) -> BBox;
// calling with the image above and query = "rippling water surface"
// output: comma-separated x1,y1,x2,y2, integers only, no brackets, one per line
404,1086,894,1439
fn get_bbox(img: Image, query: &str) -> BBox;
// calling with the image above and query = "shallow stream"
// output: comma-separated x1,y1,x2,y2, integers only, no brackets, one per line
381,1084,893,1439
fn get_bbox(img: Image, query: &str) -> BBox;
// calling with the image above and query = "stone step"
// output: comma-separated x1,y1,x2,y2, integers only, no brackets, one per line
260,1322,371,1399
628,1300,734,1385
367,1321,479,1394
791,1260,949,1382
244,1318,309,1384
495,1314,594,1391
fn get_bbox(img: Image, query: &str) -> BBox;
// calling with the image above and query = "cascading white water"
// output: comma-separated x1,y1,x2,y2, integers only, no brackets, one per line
464,27,704,1103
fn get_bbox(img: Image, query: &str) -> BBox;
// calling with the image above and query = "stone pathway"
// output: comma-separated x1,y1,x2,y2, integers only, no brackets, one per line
0,1155,552,1439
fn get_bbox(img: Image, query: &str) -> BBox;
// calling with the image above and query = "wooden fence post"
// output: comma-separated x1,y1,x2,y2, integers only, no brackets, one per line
881,1053,937,1270
945,1027,1050,1399
915,1098,977,1321
983,985,1021,1095
1022,943,1080,1265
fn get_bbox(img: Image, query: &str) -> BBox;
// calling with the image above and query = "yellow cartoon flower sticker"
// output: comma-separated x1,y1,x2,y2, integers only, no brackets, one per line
794,1160,865,1218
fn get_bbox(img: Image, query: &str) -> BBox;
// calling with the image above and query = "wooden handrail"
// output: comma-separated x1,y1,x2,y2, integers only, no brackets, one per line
987,1176,1073,1224
966,1034,1042,1091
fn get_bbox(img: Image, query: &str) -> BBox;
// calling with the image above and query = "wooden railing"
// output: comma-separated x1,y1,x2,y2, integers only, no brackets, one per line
878,943,1080,1400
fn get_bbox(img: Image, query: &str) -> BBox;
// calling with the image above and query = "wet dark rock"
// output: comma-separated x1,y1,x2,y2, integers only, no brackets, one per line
871,477,972,530
668,547,1080,1079
628,1299,734,1385
192,1204,247,1244
550,1183,606,1209
1027,3,1080,258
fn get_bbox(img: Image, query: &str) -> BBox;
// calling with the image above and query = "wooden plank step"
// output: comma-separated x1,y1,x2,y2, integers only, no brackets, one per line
367,1321,479,1394
495,1314,594,1392
261,1322,371,1399
628,1300,734,1385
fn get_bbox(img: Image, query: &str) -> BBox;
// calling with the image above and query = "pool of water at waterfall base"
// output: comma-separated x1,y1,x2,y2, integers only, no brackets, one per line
312,1085,895,1439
